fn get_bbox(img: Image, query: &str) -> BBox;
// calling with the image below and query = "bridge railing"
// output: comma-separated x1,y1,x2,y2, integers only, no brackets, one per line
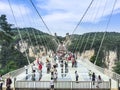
83,58,120,81
15,81,110,89
3,67,25,79
3,65,32,78
109,71,120,81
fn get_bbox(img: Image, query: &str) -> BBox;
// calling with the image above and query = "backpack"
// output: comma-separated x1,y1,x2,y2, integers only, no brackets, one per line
38,64,42,70
7,78,12,84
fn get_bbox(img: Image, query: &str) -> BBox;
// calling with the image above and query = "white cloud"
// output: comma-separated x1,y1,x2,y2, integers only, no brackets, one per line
36,0,120,35
0,0,120,36
37,0,120,22
0,1,31,18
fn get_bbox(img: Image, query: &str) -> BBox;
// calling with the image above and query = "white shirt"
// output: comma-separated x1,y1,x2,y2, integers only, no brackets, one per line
50,80,54,85
32,65,36,70
25,65,28,70
0,77,3,84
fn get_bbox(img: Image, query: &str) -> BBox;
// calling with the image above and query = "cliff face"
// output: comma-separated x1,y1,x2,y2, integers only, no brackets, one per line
14,40,47,58
14,40,117,71
81,50,117,71
81,49,94,60
105,51,117,71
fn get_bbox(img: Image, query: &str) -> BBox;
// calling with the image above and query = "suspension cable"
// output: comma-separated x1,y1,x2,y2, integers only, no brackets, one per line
75,35,82,52
63,0,94,47
94,0,117,65
79,34,86,53
23,8,47,54
83,33,91,52
69,0,94,41
31,17,55,53
29,0,59,49
29,0,52,35
18,3,41,55
83,0,102,52
8,0,30,65
71,0,98,53
90,32,97,49
18,5,35,54
21,0,51,55
90,0,108,50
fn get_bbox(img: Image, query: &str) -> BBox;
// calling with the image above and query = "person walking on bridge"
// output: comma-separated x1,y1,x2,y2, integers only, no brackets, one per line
75,71,79,83
46,59,51,73
50,78,54,90
32,63,36,81
92,72,96,85
38,61,43,81
6,75,12,90
24,65,28,74
96,75,102,88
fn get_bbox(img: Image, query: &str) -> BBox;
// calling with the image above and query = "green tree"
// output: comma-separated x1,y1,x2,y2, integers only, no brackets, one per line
0,14,13,42
113,61,120,74
0,14,12,33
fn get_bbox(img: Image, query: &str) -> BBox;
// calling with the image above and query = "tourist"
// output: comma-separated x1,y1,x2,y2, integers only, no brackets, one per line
88,70,92,79
36,57,39,65
50,78,54,90
38,70,42,81
32,63,36,73
32,63,36,81
96,75,102,88
38,63,42,81
46,59,51,73
71,57,75,67
24,65,28,74
92,72,96,85
54,70,58,81
50,67,54,78
54,54,57,61
75,71,79,83
0,75,4,90
74,59,77,67
65,61,68,68
6,75,12,90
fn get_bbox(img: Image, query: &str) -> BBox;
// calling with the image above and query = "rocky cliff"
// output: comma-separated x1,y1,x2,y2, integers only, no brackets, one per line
81,50,117,71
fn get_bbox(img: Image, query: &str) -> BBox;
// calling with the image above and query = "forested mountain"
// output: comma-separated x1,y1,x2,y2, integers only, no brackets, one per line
0,14,57,75
68,32,120,74
0,14,120,75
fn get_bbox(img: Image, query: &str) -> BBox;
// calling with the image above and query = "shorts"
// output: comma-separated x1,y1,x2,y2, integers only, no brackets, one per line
51,85,54,89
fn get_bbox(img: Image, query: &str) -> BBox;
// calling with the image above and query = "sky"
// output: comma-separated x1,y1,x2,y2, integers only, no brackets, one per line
0,0,120,36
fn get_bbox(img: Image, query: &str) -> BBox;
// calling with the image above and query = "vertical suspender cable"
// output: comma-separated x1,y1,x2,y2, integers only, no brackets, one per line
79,34,86,53
83,33,91,52
17,6,35,54
83,0,102,52
73,35,82,52
71,0,105,53
68,0,94,43
8,0,30,65
31,17,54,53
29,0,52,35
94,0,117,65
90,0,108,50
29,0,59,47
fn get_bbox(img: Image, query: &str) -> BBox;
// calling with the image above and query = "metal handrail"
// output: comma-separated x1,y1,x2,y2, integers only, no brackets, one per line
15,81,110,89
3,64,32,79
83,58,120,81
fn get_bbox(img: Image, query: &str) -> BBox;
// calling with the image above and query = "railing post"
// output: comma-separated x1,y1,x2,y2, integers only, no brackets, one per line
71,81,72,90
91,81,92,90
13,77,16,90
118,79,119,90
109,79,111,90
